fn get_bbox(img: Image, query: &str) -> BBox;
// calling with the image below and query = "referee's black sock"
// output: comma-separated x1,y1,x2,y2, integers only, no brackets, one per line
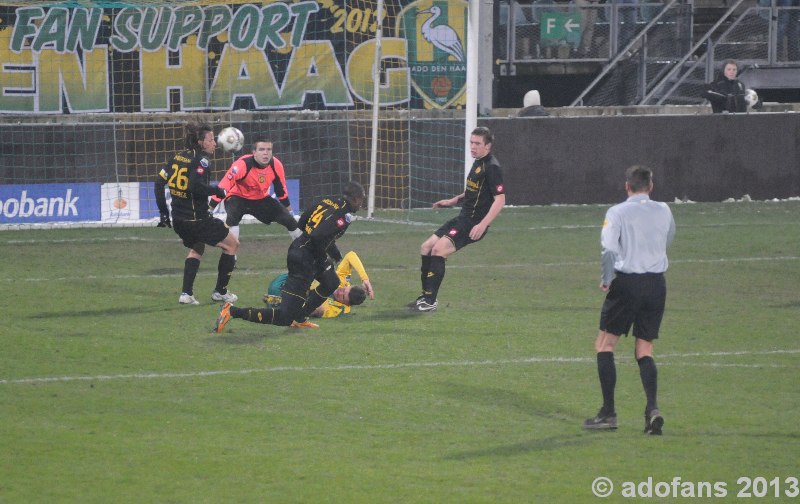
637,356,658,414
597,351,616,415
182,257,201,295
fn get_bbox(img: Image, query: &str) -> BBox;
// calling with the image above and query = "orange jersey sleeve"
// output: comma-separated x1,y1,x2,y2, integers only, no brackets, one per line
270,157,291,205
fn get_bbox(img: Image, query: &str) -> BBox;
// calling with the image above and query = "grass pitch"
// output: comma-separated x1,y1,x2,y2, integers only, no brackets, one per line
1,201,799,503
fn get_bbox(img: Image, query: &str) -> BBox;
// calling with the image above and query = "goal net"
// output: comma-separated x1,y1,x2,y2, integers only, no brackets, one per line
0,0,470,228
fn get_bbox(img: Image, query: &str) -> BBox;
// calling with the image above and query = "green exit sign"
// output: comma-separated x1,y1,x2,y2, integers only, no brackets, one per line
540,12,582,44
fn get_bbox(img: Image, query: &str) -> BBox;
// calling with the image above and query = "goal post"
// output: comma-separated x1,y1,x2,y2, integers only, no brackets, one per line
367,0,386,218
464,0,479,181
365,0,478,218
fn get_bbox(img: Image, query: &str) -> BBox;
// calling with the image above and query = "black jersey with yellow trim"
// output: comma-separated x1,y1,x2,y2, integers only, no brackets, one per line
158,148,220,221
295,196,356,262
460,153,505,222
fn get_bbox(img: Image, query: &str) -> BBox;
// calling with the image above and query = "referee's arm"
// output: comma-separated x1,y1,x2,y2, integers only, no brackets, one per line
600,212,621,289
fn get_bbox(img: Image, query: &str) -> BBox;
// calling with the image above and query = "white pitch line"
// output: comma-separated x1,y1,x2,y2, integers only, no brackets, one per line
7,255,799,283
661,362,795,369
4,218,799,244
660,349,800,358
2,349,797,386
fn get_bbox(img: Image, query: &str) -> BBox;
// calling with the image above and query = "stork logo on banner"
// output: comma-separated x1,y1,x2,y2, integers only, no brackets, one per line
397,0,468,109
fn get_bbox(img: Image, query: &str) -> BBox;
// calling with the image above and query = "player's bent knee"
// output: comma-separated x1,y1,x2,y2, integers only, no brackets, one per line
223,235,240,254
187,248,204,260
431,243,454,258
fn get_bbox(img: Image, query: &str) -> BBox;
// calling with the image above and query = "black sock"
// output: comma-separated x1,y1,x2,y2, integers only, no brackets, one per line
215,253,236,294
182,257,201,295
637,355,658,414
420,255,432,292
597,351,616,415
231,306,274,324
422,255,446,301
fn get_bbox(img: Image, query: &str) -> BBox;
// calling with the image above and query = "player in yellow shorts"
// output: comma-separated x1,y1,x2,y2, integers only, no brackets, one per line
264,251,375,318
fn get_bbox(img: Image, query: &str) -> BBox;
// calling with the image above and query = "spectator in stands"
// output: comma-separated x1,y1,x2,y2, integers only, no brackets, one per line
500,1,534,59
518,90,550,117
617,0,640,50
575,0,600,56
703,60,748,113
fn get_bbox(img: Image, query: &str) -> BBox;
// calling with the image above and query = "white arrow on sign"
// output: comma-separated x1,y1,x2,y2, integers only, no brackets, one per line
564,18,580,32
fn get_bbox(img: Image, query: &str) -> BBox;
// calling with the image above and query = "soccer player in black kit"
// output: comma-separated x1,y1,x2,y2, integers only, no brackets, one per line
409,126,506,312
155,121,240,306
214,181,366,332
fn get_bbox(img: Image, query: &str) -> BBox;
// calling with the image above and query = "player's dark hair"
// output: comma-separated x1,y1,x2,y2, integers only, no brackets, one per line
471,126,493,145
626,165,653,192
348,286,367,306
185,121,214,150
343,180,366,208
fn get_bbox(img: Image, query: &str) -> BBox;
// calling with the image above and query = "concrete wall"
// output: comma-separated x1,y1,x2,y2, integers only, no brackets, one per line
485,112,800,205
1,109,798,208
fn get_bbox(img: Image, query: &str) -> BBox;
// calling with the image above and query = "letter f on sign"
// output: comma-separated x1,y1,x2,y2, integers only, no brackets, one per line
546,17,556,34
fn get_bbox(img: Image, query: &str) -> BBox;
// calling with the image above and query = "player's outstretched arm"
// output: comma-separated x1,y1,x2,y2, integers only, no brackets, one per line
433,192,465,208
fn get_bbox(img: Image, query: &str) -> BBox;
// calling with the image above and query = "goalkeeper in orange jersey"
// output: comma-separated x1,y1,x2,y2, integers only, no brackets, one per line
264,250,375,318
209,139,301,240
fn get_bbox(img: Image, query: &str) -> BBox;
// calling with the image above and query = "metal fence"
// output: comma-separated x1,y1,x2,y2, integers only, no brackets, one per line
644,4,800,105
497,0,800,105
497,0,682,65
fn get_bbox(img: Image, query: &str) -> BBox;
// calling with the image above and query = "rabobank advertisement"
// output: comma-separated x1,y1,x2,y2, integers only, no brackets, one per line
0,183,100,224
1,179,301,224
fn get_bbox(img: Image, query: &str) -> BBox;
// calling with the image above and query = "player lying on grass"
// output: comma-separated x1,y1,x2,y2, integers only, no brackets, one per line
264,250,375,318
213,181,366,332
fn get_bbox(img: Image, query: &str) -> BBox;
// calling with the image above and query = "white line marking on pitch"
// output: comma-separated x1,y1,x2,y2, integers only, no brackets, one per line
2,349,797,385
8,255,800,283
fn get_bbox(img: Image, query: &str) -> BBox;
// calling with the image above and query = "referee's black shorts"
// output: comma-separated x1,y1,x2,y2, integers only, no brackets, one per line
599,271,666,341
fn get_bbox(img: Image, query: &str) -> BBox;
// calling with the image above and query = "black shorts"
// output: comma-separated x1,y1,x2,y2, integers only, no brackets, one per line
434,215,486,251
173,216,230,249
284,246,338,291
224,195,297,231
599,272,666,341
277,246,339,322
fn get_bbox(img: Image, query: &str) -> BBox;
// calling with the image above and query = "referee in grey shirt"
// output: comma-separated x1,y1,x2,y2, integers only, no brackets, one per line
584,165,676,435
